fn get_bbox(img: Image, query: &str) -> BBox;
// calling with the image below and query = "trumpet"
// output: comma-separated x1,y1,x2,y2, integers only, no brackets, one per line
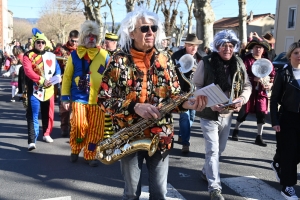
56,56,68,61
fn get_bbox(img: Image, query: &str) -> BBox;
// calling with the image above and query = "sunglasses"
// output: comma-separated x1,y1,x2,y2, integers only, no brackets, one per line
36,40,46,45
71,39,78,43
137,25,158,33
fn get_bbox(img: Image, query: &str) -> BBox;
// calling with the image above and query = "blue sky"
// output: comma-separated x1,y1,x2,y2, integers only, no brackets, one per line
8,0,276,22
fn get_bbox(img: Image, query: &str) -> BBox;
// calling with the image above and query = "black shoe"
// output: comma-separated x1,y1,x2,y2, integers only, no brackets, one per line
61,130,69,137
231,129,239,141
70,153,79,163
86,159,99,167
255,135,267,147
11,97,16,102
177,136,182,143
281,186,298,200
181,145,189,153
270,162,281,182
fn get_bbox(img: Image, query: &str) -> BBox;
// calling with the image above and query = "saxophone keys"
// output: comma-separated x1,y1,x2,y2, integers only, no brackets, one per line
106,149,113,155
106,156,112,162
123,143,131,151
114,148,122,155
98,152,104,159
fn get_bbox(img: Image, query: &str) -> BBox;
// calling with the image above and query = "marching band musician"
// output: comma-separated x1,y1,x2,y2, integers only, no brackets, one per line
98,7,207,200
102,32,120,139
193,30,252,199
231,36,275,146
23,28,61,150
61,20,110,167
54,30,80,137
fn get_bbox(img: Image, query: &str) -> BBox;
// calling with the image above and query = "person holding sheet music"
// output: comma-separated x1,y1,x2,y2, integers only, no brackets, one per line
192,29,252,200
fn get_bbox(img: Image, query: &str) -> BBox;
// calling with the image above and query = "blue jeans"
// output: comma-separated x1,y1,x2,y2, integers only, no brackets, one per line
120,151,169,200
179,109,196,146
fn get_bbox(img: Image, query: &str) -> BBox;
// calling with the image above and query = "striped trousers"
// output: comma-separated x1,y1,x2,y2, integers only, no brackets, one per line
70,102,104,160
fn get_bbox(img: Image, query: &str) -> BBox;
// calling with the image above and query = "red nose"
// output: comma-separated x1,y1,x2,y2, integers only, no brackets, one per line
89,37,94,42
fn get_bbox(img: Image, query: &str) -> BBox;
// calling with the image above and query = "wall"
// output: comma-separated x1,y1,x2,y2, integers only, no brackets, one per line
274,0,300,54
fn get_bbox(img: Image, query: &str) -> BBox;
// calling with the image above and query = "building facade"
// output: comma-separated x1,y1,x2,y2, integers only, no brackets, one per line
274,0,300,54
213,12,275,43
0,0,13,51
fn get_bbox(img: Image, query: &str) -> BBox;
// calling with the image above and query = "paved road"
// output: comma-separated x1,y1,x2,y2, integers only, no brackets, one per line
0,76,299,200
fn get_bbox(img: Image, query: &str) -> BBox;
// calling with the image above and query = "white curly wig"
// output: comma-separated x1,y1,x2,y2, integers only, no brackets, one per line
117,6,165,50
79,20,100,46
211,29,240,53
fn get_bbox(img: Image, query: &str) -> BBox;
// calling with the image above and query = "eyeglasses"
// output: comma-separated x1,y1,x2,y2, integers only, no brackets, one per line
71,39,78,43
220,44,234,50
137,25,158,33
36,41,46,45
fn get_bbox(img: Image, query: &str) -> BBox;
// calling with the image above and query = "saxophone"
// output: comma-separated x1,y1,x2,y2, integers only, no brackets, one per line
96,54,196,165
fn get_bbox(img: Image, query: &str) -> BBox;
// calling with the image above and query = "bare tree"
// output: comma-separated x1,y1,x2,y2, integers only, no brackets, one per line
125,0,136,12
238,0,247,44
13,19,34,45
193,0,215,49
183,0,194,34
38,0,85,44
161,0,179,36
106,0,116,33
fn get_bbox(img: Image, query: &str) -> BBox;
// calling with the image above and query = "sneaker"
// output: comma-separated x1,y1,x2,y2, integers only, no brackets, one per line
43,136,54,143
255,135,267,147
210,189,224,200
178,136,182,143
11,97,15,102
28,143,36,151
70,153,79,163
200,170,208,182
270,162,281,182
181,145,189,153
281,186,298,200
231,129,239,141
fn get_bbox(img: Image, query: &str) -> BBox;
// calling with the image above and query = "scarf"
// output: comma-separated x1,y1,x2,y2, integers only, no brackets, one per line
210,52,238,92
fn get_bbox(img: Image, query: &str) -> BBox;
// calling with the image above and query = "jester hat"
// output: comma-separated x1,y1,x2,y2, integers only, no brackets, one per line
32,28,52,50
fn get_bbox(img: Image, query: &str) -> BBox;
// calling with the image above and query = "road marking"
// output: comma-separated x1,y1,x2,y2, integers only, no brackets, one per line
140,183,186,200
179,172,190,178
222,176,283,200
40,196,71,200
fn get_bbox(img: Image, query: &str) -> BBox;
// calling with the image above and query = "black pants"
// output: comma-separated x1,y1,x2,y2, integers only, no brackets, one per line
236,105,266,124
280,110,300,186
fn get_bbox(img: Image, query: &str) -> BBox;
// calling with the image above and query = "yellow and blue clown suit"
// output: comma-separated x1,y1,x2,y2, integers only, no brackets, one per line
61,46,109,161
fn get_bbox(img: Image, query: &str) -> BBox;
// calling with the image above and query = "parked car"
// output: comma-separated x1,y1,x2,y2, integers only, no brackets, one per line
272,52,289,71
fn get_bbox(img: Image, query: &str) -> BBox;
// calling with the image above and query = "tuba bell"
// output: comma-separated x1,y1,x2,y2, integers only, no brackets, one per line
251,58,273,90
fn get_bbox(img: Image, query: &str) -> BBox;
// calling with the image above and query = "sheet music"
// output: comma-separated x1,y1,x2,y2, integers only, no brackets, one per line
193,83,229,107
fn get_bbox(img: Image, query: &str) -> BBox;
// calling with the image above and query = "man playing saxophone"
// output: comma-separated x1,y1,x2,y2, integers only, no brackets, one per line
98,6,207,200
193,30,252,200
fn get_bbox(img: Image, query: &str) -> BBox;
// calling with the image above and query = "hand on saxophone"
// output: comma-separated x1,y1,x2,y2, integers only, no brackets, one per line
183,95,207,111
134,103,161,119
